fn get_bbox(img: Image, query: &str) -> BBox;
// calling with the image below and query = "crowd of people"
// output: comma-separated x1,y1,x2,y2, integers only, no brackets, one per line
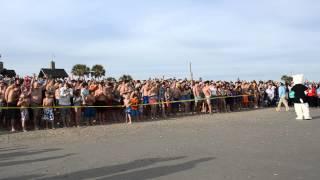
1,74,320,132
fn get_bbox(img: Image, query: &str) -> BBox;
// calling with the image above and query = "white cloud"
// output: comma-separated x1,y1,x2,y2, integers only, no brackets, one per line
0,0,319,80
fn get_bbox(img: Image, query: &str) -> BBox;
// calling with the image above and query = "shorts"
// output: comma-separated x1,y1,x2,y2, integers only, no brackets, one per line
20,108,29,121
225,97,233,105
194,96,202,104
205,96,211,105
31,103,42,118
172,98,180,109
143,96,149,104
84,107,96,118
95,101,106,113
181,95,191,102
242,95,249,104
0,101,4,113
131,109,139,117
125,107,132,114
149,96,158,105
42,108,54,121
211,96,218,105
7,102,20,120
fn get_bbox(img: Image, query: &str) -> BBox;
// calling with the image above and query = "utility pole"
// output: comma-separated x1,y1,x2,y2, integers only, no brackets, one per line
189,61,193,81
0,54,3,71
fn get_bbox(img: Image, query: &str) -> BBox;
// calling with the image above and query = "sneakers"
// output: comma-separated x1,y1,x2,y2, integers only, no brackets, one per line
296,117,312,120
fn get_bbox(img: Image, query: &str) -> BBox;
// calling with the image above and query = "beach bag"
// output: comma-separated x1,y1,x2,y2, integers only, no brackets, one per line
289,91,295,99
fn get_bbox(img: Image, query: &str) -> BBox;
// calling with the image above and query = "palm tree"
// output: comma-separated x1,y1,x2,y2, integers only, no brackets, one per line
119,74,133,82
106,77,117,82
281,75,293,84
91,64,106,79
71,64,90,79
84,66,91,78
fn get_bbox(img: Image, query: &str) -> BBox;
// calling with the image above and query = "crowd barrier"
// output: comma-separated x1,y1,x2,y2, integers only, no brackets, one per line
0,94,254,110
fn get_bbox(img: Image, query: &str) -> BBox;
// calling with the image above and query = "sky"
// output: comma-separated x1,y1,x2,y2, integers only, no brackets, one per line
1,0,320,81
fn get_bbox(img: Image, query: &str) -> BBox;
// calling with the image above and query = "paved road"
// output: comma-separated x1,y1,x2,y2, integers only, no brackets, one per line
1,108,320,180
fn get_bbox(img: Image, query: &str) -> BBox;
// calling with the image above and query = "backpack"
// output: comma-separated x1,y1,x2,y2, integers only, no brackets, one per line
289,91,295,99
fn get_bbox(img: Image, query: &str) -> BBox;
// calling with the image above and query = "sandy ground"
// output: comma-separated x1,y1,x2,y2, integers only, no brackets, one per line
1,108,320,180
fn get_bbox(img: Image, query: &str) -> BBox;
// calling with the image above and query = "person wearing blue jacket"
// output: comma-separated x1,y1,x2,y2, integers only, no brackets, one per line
276,83,289,111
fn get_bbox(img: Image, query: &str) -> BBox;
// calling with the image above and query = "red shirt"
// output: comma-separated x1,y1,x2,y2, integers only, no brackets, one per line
307,87,316,97
130,98,139,110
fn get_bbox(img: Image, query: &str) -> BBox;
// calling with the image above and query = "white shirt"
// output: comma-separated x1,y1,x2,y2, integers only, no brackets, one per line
210,87,217,96
59,87,73,105
266,88,274,100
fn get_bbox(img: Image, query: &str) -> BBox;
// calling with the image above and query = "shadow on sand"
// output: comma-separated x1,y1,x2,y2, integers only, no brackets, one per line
8,156,215,180
0,147,75,179
0,148,62,161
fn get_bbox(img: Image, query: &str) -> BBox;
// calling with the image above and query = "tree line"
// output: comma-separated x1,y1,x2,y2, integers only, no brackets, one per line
71,64,132,81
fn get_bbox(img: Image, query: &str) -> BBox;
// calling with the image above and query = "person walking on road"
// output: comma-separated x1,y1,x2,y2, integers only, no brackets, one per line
276,83,289,112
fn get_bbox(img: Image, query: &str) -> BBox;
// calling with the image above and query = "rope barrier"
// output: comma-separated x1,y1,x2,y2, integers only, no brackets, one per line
1,94,254,110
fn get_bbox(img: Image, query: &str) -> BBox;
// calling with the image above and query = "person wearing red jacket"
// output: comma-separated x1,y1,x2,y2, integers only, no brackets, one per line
306,84,317,107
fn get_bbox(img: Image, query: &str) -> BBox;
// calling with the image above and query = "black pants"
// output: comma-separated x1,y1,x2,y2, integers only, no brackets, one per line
307,96,317,107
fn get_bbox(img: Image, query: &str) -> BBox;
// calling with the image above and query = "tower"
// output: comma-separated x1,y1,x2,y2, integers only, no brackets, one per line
50,61,55,70
0,54,3,70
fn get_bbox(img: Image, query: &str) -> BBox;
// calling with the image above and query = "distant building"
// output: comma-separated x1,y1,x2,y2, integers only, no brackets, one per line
0,61,16,78
38,61,68,79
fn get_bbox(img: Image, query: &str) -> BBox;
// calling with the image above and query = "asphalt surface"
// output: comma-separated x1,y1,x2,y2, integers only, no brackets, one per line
1,108,320,180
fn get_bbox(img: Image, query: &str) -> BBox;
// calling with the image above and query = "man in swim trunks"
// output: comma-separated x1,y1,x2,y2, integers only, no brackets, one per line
171,81,181,115
0,80,7,128
148,81,159,119
202,81,212,113
193,81,203,113
5,79,22,132
141,81,151,117
94,82,107,125
30,74,46,130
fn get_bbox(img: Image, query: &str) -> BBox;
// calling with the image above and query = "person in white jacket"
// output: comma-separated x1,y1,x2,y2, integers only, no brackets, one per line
59,82,73,127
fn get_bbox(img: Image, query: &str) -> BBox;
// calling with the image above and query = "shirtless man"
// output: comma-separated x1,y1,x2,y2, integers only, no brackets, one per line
104,83,114,99
148,82,159,119
5,79,21,132
84,90,96,125
171,82,181,115
0,80,7,127
209,83,218,112
125,81,134,97
193,81,203,113
123,94,132,124
94,83,107,124
202,81,212,113
104,82,115,121
55,81,62,105
42,91,55,129
30,75,46,130
118,81,126,97
18,87,31,132
45,79,55,96
158,82,167,117
141,82,150,104
141,81,151,117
